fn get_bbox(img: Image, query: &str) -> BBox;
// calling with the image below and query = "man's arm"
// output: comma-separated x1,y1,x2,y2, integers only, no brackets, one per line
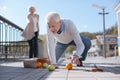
47,27,56,64
69,20,85,58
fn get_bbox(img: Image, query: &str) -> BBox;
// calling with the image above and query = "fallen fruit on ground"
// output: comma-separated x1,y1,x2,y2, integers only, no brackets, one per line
37,58,50,64
90,68,103,72
48,65,55,71
42,63,48,68
36,62,42,68
66,63,72,70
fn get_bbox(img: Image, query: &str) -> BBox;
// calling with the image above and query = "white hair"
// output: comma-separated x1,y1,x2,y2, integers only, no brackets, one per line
45,12,61,23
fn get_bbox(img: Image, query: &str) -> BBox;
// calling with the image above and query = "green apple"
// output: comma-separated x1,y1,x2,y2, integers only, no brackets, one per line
42,63,48,68
48,65,55,71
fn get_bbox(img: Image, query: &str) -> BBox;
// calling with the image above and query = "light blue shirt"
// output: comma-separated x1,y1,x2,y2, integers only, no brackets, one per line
57,21,65,34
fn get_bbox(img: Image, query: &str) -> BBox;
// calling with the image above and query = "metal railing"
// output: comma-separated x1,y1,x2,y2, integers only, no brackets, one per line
0,15,29,59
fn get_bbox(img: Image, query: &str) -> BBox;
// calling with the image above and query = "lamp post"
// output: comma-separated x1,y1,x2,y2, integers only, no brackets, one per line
93,4,109,58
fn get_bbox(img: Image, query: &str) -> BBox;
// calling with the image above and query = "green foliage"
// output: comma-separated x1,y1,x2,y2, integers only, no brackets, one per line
65,46,76,53
38,35,47,42
113,27,118,35
81,24,118,40
80,32,97,40
106,26,118,35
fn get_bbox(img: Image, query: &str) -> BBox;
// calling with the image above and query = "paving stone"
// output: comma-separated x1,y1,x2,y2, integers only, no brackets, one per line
68,78,96,80
97,78,120,80
12,69,49,80
43,71,67,78
39,78,66,80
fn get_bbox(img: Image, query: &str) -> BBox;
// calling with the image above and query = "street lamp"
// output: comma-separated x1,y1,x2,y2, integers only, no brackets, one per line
92,4,109,58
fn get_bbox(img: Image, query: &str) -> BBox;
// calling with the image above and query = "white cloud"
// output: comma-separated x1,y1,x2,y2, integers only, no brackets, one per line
0,5,7,15
83,25,88,28
0,5,7,11
2,6,7,11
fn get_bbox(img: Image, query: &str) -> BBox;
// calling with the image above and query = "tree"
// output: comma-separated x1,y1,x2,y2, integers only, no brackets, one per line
113,26,118,35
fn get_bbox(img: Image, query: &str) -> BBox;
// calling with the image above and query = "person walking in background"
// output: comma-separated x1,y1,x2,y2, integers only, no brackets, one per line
22,6,39,58
46,12,91,68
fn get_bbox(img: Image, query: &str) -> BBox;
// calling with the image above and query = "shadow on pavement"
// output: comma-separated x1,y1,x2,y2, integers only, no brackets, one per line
84,63,120,74
98,66,120,74
0,64,52,80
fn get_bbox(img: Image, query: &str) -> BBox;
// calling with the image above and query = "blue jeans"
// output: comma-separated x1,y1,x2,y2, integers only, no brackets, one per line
55,35,91,62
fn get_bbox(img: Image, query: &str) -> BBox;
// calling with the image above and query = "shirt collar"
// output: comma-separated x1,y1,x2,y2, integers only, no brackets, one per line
57,21,65,34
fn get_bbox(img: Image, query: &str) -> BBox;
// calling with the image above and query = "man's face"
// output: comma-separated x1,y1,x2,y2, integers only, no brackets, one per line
48,20,61,33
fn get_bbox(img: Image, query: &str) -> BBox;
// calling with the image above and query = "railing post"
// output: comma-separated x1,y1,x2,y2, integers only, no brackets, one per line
5,45,8,59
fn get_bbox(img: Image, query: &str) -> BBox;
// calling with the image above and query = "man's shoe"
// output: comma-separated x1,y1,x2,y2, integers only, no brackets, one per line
53,64,59,69
77,60,83,67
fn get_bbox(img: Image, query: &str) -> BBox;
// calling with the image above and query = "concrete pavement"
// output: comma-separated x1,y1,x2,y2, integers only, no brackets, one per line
0,56,120,80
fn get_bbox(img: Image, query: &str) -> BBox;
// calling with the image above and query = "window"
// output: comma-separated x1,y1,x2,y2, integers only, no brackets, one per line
100,45,103,49
109,44,117,50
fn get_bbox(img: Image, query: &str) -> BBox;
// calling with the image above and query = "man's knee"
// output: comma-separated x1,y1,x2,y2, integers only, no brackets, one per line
82,36,91,50
87,39,91,50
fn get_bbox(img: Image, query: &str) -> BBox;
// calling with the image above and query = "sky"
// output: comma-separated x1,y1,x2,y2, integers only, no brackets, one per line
0,0,119,35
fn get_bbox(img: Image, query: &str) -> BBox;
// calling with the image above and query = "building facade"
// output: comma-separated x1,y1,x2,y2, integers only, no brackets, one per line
115,2,120,56
88,35,117,57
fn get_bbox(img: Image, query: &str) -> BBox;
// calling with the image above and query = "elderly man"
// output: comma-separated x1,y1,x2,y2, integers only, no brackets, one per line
46,12,91,67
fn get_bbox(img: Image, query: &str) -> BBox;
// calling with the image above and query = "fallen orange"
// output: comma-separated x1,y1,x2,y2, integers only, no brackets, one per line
36,62,42,68
66,63,72,70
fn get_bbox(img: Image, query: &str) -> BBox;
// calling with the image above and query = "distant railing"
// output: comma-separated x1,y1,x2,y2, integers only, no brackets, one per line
0,15,29,59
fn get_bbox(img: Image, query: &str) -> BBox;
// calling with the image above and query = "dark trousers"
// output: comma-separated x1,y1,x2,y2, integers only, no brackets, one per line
28,32,38,58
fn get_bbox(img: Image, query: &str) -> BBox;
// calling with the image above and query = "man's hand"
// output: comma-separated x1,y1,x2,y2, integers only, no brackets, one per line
67,55,80,65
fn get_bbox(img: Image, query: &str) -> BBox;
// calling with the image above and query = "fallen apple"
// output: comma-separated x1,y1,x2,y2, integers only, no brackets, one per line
42,63,48,68
48,65,55,71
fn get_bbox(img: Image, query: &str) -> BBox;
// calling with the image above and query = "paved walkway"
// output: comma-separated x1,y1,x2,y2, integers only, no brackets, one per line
0,56,120,80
